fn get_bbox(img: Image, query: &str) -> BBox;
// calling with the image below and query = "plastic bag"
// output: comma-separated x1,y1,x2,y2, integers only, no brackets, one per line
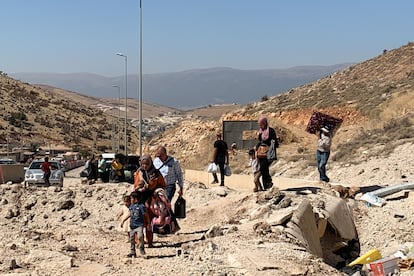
360,193,386,207
267,140,277,161
224,165,232,176
207,162,217,173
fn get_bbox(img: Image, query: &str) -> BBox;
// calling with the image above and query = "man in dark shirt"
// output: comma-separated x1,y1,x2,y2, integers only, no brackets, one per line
210,133,229,186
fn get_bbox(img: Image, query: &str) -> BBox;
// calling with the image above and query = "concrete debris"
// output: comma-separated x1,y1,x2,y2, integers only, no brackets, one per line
285,199,323,258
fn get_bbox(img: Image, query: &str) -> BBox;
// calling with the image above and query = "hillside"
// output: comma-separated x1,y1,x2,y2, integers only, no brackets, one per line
0,73,241,157
146,43,414,180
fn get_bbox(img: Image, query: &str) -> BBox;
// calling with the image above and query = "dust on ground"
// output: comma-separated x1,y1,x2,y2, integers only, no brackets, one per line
0,143,413,275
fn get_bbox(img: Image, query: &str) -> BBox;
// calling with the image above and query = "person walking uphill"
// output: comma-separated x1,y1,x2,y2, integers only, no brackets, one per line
257,116,277,189
210,133,229,186
153,146,183,202
316,126,332,182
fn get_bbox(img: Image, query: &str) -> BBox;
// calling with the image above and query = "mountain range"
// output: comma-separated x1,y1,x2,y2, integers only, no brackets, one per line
11,64,352,109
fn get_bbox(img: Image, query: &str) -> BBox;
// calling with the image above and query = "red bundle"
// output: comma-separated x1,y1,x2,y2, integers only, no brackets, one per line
305,111,343,136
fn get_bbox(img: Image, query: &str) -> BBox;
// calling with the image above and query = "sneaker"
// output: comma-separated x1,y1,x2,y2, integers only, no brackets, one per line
127,252,137,258
139,247,146,255
211,180,219,184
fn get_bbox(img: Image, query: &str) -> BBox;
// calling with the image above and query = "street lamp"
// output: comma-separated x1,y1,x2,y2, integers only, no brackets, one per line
116,52,128,155
139,0,143,157
112,85,121,152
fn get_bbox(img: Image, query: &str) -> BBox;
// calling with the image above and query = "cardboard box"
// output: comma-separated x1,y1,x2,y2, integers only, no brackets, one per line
367,256,399,276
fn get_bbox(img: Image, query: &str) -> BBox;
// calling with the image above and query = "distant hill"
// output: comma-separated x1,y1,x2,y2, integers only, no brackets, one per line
11,65,352,109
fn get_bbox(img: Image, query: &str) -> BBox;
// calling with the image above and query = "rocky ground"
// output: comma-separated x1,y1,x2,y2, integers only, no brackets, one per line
0,143,413,276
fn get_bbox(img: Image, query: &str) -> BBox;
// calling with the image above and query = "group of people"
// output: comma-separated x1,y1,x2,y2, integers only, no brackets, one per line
118,146,183,257
211,116,332,193
84,154,108,184
209,117,279,191
114,117,332,257
84,154,128,184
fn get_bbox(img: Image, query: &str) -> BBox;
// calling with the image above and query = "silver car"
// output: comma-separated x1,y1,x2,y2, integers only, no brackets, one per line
24,160,64,187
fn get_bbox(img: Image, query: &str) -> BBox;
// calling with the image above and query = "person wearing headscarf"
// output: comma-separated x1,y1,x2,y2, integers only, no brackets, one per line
133,154,166,248
257,116,277,189
316,126,332,182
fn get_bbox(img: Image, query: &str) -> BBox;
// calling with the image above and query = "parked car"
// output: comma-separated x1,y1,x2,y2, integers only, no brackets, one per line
24,160,64,187
0,159,16,165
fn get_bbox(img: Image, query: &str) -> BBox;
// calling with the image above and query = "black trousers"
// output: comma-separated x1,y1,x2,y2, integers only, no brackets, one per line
212,161,225,184
259,158,272,187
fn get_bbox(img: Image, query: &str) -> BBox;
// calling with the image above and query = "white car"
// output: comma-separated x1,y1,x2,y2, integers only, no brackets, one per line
24,160,64,187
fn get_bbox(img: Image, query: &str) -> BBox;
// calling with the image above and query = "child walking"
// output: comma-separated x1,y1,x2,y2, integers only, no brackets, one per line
121,192,146,257
248,149,263,192
117,195,131,242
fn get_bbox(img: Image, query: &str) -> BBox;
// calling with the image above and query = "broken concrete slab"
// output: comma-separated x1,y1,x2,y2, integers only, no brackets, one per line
285,199,323,258
316,217,328,238
266,207,293,226
324,195,358,241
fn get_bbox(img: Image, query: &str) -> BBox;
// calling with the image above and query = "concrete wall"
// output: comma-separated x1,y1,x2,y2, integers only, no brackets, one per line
0,164,25,184
223,120,258,150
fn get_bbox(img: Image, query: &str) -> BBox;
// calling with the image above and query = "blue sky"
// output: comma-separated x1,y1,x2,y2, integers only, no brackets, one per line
1,0,413,76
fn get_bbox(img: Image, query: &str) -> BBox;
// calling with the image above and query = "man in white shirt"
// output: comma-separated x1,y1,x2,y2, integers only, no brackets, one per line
153,146,183,202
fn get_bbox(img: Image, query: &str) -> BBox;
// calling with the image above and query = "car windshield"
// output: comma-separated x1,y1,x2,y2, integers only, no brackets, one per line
29,161,60,170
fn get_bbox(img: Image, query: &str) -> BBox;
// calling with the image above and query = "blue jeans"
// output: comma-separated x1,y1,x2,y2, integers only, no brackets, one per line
316,150,330,182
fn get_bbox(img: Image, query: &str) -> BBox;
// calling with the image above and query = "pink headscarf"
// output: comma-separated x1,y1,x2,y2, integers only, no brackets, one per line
258,117,269,141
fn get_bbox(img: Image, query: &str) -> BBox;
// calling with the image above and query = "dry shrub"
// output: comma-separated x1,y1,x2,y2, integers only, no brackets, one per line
333,115,414,163
284,153,314,163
